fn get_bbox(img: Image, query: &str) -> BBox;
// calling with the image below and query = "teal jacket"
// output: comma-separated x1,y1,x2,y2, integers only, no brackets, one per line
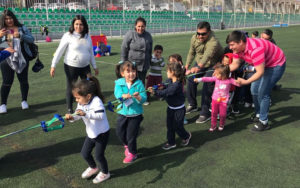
114,78,147,116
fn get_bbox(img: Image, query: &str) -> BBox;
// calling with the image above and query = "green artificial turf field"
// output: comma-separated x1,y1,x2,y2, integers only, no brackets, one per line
0,25,299,188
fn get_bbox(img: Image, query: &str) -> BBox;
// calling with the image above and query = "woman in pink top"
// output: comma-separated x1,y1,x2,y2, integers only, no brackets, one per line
194,64,240,132
226,30,286,132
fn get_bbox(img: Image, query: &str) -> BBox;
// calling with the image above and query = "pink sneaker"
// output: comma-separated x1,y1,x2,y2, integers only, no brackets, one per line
124,145,129,157
209,126,217,132
123,152,137,164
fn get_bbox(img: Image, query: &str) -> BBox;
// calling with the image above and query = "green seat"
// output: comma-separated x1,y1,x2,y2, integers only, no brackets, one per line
28,14,34,20
35,8,41,13
22,8,27,13
31,21,37,26
35,14,41,19
28,8,34,13
20,14,27,20
14,7,21,13
41,14,47,20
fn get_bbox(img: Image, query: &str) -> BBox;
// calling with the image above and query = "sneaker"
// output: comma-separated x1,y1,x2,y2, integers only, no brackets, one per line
251,121,271,132
123,152,137,163
143,101,150,106
92,172,110,184
0,104,7,114
124,145,129,157
196,115,211,124
181,132,192,146
218,125,224,131
252,103,255,108
162,143,176,150
21,101,29,110
81,167,99,179
208,127,217,132
186,105,198,114
231,106,240,114
244,102,252,108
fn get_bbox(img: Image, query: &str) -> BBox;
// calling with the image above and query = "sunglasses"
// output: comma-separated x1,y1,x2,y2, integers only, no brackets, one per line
196,32,208,36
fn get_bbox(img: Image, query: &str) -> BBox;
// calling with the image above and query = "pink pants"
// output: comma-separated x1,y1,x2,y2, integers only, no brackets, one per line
211,99,227,129
146,75,162,98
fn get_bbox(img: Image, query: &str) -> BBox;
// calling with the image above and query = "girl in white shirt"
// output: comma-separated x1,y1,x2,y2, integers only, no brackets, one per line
50,15,98,113
65,76,110,184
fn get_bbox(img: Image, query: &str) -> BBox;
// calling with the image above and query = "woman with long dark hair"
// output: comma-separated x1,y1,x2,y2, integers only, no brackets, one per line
121,17,153,85
0,9,34,113
50,15,98,113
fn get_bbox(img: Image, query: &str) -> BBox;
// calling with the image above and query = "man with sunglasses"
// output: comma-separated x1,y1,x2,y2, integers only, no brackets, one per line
185,21,223,124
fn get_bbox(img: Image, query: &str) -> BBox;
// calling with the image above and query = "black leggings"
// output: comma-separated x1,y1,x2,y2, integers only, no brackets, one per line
64,64,91,110
81,131,110,174
1,61,29,105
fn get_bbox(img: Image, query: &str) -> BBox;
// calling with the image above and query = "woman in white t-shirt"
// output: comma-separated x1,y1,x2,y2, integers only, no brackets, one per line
50,15,98,113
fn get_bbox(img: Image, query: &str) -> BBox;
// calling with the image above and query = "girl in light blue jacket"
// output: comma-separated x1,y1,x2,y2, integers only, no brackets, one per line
114,61,147,164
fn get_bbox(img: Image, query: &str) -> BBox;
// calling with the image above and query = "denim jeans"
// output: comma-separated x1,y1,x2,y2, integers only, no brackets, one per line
251,63,286,122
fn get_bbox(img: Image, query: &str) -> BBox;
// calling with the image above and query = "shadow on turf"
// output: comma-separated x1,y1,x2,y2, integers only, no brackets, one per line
0,137,85,179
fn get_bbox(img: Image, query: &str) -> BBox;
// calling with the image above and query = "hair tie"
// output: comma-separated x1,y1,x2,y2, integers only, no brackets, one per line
132,62,136,66
118,61,124,64
86,77,90,81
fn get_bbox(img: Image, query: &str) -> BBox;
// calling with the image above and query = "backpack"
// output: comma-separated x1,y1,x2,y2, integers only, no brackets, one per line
21,27,38,61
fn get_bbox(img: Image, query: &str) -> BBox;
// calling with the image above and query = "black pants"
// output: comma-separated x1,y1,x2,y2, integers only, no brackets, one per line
167,107,189,145
1,61,29,105
116,114,143,154
186,66,214,117
81,130,110,174
64,64,91,110
137,69,147,85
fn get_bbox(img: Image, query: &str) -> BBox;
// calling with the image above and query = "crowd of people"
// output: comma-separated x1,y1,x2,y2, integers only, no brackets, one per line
0,10,287,184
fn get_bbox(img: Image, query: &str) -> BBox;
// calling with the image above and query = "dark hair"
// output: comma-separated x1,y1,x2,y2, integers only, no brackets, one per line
69,15,89,38
197,21,211,31
72,76,105,103
154,44,163,51
167,61,185,84
214,63,230,79
263,29,273,38
0,9,22,28
226,30,247,44
115,61,138,82
169,53,183,66
252,31,259,37
135,17,146,26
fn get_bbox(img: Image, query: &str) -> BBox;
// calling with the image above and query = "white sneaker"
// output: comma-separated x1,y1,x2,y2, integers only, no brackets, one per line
93,172,110,184
21,101,29,110
81,167,99,179
0,104,7,114
143,101,150,106
252,103,255,108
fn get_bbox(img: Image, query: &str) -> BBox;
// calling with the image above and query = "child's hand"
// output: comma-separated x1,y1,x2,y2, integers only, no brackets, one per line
122,93,131,99
194,78,202,83
185,69,191,75
147,87,154,94
65,114,74,120
133,92,141,101
76,109,86,116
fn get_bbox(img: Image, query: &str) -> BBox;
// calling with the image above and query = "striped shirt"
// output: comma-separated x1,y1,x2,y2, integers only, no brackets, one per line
149,54,165,76
233,38,285,68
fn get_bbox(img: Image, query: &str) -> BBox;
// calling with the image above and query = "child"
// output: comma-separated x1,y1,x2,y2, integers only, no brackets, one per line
65,76,110,184
144,45,165,105
194,64,240,131
251,31,259,38
168,53,188,125
114,61,147,163
149,61,191,150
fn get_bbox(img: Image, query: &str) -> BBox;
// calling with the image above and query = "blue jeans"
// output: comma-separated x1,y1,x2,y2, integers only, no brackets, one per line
251,63,286,122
